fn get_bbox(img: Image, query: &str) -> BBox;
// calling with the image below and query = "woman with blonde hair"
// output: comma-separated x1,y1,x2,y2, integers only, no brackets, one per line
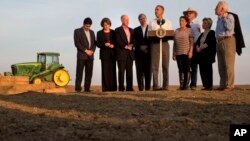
196,17,216,90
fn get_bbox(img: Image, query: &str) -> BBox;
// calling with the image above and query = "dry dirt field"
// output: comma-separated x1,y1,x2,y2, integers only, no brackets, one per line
0,85,250,141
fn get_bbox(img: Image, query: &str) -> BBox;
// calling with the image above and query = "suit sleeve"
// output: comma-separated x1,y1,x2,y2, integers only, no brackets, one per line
115,28,127,49
130,29,135,46
111,30,116,47
204,30,217,62
96,31,105,49
134,28,140,51
90,31,96,52
205,31,216,48
74,29,86,52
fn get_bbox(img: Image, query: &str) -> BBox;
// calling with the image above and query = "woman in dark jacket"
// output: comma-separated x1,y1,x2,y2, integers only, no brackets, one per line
196,17,216,90
96,18,117,92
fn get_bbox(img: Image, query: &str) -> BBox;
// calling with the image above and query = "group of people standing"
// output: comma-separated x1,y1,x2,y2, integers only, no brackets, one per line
74,1,245,93
173,9,217,91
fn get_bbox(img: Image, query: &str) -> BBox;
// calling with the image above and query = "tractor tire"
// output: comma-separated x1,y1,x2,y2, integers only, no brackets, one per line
53,69,70,87
33,77,42,85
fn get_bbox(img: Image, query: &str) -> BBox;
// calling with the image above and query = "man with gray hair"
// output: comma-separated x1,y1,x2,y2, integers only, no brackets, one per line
134,13,151,91
115,15,135,91
215,1,236,91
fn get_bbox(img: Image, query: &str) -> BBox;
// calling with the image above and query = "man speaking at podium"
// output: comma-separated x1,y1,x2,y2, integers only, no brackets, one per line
148,5,173,91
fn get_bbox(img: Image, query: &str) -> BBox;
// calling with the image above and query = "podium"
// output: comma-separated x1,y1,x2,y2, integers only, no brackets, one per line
148,29,174,88
148,30,174,39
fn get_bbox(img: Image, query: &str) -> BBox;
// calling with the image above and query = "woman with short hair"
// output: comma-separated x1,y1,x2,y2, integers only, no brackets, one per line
196,17,217,90
96,18,117,92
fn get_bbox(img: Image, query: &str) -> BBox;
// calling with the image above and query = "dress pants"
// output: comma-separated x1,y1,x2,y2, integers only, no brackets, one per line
151,41,169,89
190,46,198,88
75,59,93,91
135,55,151,91
217,37,236,89
101,59,117,92
176,55,191,89
117,56,133,91
199,62,213,89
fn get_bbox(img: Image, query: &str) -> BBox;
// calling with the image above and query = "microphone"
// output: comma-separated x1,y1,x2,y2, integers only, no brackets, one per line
157,19,165,26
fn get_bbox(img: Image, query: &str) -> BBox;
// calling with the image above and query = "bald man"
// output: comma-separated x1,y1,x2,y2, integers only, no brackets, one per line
115,15,135,91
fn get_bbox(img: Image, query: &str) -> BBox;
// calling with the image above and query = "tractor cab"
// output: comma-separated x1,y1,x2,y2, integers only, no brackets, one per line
37,52,60,70
34,52,70,86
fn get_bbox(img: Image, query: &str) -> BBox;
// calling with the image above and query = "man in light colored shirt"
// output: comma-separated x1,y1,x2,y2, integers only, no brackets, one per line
215,1,236,91
148,5,173,91
183,7,203,90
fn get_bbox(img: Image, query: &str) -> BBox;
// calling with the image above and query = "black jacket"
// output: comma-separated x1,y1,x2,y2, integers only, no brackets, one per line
74,27,96,60
134,25,151,59
96,29,116,60
196,30,217,64
115,26,135,61
229,12,245,56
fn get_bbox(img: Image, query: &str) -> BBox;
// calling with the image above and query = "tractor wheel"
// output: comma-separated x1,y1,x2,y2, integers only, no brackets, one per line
33,78,42,85
53,69,70,87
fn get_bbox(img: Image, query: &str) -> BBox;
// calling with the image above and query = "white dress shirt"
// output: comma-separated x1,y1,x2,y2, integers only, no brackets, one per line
141,26,146,37
148,18,173,31
84,30,91,48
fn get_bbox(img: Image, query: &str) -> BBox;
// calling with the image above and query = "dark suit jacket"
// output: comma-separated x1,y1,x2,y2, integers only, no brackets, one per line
134,25,151,59
115,26,135,61
74,27,96,60
96,29,116,60
228,12,245,56
196,30,217,64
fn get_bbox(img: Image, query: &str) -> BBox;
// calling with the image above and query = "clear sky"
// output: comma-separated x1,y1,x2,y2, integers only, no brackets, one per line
0,0,249,85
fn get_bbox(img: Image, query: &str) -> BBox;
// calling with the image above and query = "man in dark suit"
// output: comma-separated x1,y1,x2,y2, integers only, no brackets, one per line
74,17,96,92
115,15,135,91
134,13,151,91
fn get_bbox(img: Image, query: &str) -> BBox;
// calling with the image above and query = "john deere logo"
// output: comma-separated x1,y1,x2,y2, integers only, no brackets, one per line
156,28,166,38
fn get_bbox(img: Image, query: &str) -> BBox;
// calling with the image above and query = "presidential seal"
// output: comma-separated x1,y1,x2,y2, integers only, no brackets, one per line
156,28,166,38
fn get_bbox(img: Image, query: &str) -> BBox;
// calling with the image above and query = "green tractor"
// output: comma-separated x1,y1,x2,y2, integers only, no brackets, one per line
7,52,70,87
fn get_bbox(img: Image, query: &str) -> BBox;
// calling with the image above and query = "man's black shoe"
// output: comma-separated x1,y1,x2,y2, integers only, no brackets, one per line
153,87,162,91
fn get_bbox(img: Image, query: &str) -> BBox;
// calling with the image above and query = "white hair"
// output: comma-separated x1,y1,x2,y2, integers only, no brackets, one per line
121,15,128,20
217,0,229,11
